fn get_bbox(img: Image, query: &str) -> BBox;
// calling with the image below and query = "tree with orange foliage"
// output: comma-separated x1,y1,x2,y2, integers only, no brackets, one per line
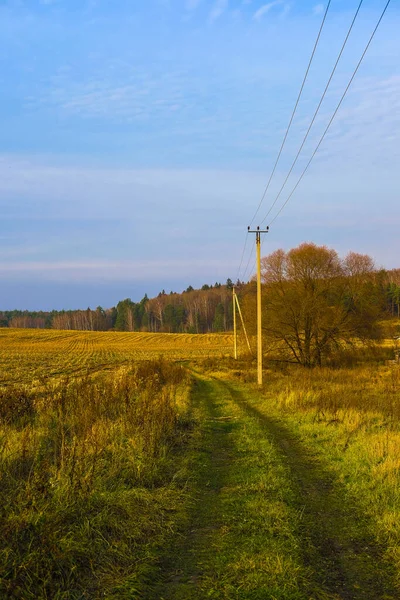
260,243,382,367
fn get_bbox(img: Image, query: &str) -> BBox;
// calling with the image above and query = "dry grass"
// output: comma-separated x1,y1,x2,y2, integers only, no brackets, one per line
250,362,400,587
0,359,193,598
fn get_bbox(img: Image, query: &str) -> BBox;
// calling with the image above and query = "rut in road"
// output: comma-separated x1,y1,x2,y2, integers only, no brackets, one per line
148,376,240,600
225,380,399,600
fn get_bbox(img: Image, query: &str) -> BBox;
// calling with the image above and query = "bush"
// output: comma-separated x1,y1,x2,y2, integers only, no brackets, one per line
0,387,35,426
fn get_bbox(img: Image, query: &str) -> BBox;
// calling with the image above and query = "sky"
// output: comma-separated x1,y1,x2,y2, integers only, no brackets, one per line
0,0,399,310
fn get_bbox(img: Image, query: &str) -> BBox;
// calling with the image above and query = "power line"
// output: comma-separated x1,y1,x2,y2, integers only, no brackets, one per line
242,234,268,283
268,0,392,227
236,233,249,281
237,0,331,282
242,243,256,283
248,0,332,228
260,0,364,225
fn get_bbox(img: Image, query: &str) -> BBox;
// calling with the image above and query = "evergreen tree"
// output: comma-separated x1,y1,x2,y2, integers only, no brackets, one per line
213,303,225,332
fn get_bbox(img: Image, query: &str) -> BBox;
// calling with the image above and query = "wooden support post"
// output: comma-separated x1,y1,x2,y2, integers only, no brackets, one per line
233,286,237,360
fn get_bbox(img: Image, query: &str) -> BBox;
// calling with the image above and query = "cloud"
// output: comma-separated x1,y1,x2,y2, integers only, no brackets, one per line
186,0,202,9
253,1,283,21
280,3,291,18
0,128,399,292
0,156,264,221
33,66,189,121
0,258,237,283
313,4,324,16
0,154,263,281
209,0,228,23
312,75,400,168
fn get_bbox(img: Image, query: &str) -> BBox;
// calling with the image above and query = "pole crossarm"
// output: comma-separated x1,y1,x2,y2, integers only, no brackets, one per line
247,225,269,385
247,226,269,234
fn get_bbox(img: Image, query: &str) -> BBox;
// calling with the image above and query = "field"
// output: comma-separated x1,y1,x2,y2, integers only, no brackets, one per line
1,328,400,599
0,328,233,386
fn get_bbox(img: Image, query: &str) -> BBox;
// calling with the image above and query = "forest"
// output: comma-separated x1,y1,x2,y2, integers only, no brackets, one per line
0,280,238,333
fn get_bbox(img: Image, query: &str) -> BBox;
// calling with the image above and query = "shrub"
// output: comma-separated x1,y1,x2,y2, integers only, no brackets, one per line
0,387,35,427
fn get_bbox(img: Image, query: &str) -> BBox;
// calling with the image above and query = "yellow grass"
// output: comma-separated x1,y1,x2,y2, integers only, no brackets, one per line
0,328,233,386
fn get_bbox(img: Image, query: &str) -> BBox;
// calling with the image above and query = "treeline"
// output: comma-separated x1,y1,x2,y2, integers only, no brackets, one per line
387,270,400,317
1,267,399,335
0,307,114,331
0,279,241,333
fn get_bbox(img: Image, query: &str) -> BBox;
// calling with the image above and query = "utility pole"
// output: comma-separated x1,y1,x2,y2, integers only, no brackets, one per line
233,286,237,360
232,286,252,358
234,292,252,355
247,226,269,385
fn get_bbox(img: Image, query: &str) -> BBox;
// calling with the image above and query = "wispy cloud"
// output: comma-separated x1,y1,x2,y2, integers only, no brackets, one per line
313,75,400,168
313,3,324,16
253,1,283,21
33,66,189,121
186,0,202,10
0,258,237,283
209,0,228,23
280,3,291,19
0,156,266,220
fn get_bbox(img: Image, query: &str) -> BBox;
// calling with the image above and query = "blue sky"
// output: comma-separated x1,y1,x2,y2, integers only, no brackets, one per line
0,0,399,310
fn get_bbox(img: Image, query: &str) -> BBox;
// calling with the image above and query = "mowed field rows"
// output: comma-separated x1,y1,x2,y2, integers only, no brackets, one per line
0,328,233,386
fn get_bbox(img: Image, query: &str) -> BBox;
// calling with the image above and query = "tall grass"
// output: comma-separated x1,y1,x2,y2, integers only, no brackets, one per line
253,362,400,587
0,359,191,599
268,362,400,417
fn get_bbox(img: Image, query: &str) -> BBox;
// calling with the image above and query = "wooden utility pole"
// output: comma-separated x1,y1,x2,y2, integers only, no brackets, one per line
233,286,237,360
234,292,252,355
247,226,269,385
232,287,252,358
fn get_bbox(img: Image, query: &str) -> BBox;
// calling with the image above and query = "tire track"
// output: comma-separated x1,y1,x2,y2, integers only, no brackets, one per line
223,379,399,600
149,376,239,599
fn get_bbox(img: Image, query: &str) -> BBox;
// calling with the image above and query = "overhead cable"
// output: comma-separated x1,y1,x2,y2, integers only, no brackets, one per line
260,0,364,225
237,0,331,282
236,234,249,281
242,244,256,283
248,0,332,228
267,0,392,227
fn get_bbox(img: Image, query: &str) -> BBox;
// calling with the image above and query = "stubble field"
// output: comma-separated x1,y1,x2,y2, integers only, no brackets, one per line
0,328,233,386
